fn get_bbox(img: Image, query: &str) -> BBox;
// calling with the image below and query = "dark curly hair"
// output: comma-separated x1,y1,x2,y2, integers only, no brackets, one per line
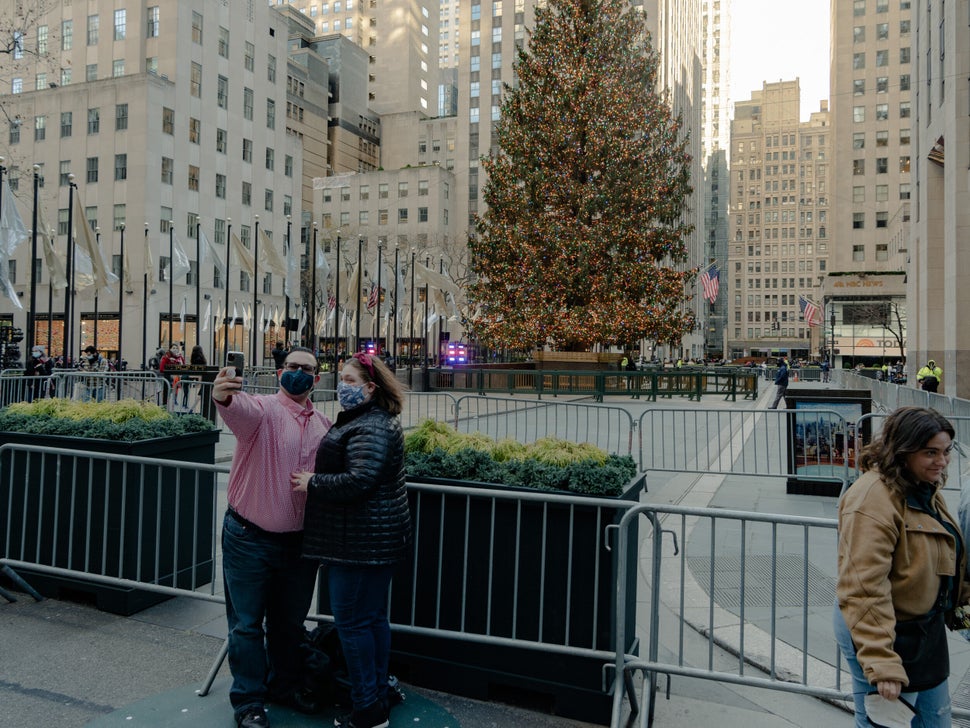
858,406,955,494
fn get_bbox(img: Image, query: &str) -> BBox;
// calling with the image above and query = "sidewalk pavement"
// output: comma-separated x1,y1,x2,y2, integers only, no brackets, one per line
2,381,949,727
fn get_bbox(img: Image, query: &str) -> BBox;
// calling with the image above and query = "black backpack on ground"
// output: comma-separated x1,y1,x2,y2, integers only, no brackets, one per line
299,625,405,710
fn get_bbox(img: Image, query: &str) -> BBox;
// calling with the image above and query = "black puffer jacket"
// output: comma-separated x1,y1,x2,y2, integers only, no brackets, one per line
302,401,411,565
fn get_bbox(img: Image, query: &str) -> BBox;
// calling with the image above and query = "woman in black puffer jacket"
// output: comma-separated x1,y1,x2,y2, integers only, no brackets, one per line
291,352,409,728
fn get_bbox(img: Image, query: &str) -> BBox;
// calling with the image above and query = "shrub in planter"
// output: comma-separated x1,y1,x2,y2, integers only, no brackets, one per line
0,399,219,615
404,418,637,495
380,418,642,724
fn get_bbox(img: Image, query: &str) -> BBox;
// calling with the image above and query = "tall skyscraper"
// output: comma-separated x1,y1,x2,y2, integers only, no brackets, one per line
729,81,831,360
827,0,909,370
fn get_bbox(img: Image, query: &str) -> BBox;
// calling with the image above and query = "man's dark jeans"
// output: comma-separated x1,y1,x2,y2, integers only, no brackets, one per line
328,563,395,711
222,512,317,717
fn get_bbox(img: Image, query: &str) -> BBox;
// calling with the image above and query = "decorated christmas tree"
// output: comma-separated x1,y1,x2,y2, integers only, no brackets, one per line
468,0,695,351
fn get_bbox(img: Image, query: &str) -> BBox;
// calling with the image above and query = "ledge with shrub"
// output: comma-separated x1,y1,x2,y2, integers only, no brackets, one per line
0,398,220,615
391,420,643,723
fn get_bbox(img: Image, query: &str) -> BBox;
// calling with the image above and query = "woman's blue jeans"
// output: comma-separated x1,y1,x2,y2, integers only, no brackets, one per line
328,563,395,711
833,602,951,727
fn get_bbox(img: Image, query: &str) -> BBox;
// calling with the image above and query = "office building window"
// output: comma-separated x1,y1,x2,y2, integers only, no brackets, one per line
115,103,128,130
853,213,864,229
114,9,126,40
87,108,100,134
147,6,159,38
60,111,72,137
86,156,98,183
114,153,127,180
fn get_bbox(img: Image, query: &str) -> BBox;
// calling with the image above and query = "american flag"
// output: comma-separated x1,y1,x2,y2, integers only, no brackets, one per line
327,291,336,311
367,283,380,310
699,264,719,303
799,295,821,327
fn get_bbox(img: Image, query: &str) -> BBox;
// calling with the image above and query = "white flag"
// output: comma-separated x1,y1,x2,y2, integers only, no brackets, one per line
244,303,252,331
214,300,224,327
0,177,28,257
170,231,191,282
231,301,239,328
179,296,187,330
202,299,211,332
258,228,287,277
199,228,226,280
73,191,118,295
42,229,68,290
315,246,331,280
298,305,307,336
230,232,255,276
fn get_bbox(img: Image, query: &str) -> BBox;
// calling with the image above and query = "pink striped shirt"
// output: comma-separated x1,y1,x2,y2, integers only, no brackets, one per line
217,390,331,533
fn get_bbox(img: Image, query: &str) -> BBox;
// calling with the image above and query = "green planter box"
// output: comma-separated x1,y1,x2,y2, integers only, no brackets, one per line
0,430,219,615
317,473,643,725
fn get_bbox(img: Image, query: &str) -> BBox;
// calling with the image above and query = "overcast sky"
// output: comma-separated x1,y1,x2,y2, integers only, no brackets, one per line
729,0,831,120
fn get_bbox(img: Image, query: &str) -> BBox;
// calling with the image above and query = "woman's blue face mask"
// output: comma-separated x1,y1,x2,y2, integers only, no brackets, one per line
337,381,367,410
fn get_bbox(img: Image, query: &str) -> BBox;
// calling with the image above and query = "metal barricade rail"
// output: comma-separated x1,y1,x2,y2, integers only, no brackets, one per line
610,503,848,727
454,394,635,456
637,408,851,491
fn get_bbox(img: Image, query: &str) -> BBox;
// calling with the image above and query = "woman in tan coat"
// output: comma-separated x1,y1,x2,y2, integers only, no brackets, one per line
834,406,968,727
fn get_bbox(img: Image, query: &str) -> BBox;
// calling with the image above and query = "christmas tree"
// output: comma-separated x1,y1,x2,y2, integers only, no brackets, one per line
468,0,695,351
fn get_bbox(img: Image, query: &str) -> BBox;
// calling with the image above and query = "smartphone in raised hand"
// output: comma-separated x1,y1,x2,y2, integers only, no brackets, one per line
226,351,245,378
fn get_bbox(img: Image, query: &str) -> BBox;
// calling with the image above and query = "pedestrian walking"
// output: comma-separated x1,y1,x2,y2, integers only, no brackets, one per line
769,357,788,409
834,407,969,727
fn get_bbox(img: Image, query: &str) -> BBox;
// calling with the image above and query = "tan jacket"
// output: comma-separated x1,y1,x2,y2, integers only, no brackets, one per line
836,470,969,687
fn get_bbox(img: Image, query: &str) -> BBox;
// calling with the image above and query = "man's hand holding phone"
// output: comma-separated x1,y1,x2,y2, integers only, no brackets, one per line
213,353,245,404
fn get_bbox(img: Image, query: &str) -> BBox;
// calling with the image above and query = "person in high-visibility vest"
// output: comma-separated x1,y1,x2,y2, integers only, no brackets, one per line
917,360,943,392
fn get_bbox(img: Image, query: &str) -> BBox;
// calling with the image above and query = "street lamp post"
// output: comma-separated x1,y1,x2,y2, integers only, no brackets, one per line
142,223,149,368
354,235,363,353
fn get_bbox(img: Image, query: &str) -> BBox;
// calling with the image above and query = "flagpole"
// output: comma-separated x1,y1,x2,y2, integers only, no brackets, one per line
376,239,384,354
93,227,101,351
393,243,399,364
252,215,259,367
195,221,201,350
409,248,415,386
285,215,292,346
423,256,430,369
142,223,149,368
28,164,41,354
168,222,174,347
47,227,54,353
355,235,363,354
118,223,125,366
64,174,77,366
223,219,231,365
309,222,317,352
333,231,341,367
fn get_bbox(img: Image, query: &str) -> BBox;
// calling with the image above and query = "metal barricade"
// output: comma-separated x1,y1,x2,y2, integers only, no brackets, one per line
0,374,51,406
454,394,635,455
637,408,851,490
0,443,227,613
609,503,849,727
50,370,170,404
